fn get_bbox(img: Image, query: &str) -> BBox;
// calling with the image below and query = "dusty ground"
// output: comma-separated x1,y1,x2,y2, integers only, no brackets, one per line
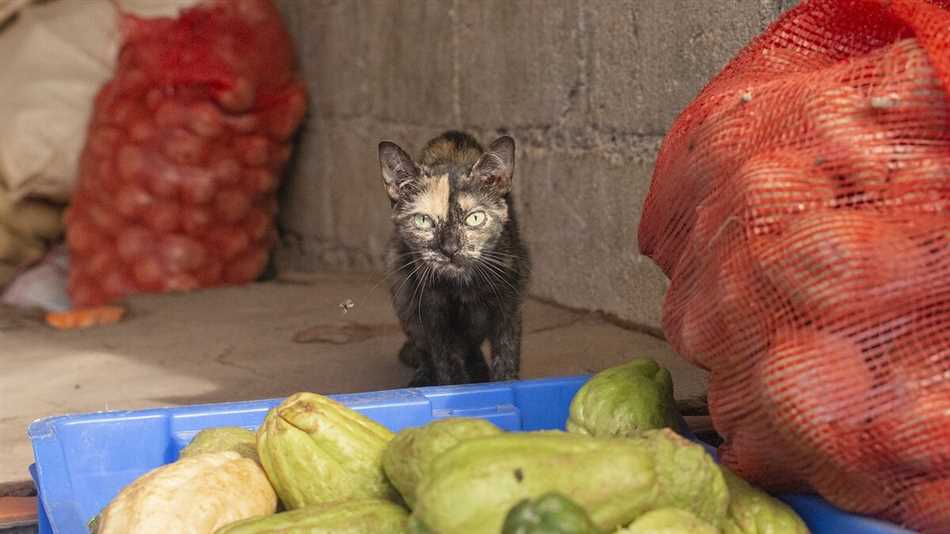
0,271,706,487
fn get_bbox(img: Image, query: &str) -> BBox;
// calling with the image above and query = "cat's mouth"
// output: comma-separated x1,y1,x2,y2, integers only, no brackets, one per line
428,255,468,277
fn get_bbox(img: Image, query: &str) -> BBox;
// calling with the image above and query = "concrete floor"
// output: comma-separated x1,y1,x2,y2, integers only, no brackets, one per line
0,271,706,487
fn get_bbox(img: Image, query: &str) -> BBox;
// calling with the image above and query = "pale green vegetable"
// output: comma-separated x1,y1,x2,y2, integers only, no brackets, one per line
412,429,730,534
215,498,409,534
618,508,720,534
567,358,677,439
383,417,502,508
638,429,730,525
501,492,603,534
720,468,810,534
256,392,399,509
180,427,259,463
95,451,277,534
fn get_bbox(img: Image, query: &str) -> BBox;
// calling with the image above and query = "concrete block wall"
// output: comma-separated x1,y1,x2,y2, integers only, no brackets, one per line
273,0,796,333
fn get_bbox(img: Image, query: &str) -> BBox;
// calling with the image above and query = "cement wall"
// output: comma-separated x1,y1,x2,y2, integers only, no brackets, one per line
272,0,796,332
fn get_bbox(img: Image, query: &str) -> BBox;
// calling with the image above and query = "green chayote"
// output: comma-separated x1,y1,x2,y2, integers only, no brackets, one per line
502,492,603,534
214,498,408,533
567,358,678,439
383,417,502,508
618,508,720,534
180,427,259,463
719,468,810,534
411,429,730,534
256,392,399,509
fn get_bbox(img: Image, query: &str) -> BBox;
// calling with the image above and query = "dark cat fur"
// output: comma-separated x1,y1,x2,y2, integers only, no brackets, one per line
378,131,530,387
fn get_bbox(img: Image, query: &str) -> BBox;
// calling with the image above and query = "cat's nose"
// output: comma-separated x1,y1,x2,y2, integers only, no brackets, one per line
440,238,460,258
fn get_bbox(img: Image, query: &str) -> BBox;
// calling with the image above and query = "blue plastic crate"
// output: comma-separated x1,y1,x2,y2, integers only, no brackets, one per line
28,375,914,534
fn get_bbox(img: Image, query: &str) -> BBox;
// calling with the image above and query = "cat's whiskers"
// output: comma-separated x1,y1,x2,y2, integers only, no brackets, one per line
480,251,528,273
392,258,425,300
415,263,435,325
481,249,520,259
478,254,513,271
481,253,531,281
476,257,519,295
408,266,425,326
389,254,422,279
473,262,509,321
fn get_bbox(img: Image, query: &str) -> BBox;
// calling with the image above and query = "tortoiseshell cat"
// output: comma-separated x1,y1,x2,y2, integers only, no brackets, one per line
378,131,530,387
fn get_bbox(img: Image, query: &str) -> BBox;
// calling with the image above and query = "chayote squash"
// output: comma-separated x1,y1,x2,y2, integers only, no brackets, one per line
214,498,409,534
719,468,810,534
383,417,502,508
94,451,277,534
501,492,603,534
637,429,729,525
411,431,657,533
617,508,720,534
256,392,399,509
180,427,259,462
89,427,263,533
412,429,729,534
567,358,677,439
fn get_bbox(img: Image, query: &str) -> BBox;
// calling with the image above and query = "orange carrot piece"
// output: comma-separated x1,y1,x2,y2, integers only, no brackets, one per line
45,305,126,330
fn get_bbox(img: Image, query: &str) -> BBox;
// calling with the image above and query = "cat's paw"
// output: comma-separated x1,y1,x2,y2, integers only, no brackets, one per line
466,361,491,384
398,341,421,367
408,367,434,388
489,370,520,383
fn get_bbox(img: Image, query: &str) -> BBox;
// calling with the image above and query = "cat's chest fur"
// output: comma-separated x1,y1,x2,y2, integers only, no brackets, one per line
423,279,496,323
391,266,497,330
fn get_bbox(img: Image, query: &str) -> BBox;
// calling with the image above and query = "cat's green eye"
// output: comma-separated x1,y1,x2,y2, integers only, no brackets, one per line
413,214,434,229
465,211,486,227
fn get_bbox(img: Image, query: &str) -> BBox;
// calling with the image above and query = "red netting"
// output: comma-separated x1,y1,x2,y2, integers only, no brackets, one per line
65,0,307,306
638,0,950,531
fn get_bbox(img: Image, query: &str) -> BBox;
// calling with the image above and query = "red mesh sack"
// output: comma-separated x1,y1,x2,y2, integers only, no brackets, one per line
65,0,307,306
638,0,950,531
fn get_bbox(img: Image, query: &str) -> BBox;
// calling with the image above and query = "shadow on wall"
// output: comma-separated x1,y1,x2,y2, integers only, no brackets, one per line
271,0,798,332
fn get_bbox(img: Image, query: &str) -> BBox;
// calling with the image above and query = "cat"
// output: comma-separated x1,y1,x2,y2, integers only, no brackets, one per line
378,131,530,387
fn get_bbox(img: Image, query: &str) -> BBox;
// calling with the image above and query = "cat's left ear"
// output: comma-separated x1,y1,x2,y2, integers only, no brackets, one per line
471,136,515,195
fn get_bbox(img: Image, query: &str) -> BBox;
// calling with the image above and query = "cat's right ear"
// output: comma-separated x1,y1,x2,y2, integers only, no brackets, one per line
379,141,419,201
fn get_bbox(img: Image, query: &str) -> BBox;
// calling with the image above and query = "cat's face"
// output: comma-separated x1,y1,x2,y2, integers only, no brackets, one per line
379,137,515,282
394,172,510,278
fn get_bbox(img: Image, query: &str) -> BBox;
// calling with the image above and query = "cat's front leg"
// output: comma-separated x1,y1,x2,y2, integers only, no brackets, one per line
408,362,435,388
428,334,472,385
398,339,424,368
465,347,490,383
489,311,522,381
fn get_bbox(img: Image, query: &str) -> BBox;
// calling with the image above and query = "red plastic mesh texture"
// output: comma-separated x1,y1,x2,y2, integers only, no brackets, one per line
65,0,307,306
638,0,950,531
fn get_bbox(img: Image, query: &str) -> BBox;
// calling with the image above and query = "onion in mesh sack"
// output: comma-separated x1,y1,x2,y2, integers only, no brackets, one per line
638,2,950,528
65,0,307,313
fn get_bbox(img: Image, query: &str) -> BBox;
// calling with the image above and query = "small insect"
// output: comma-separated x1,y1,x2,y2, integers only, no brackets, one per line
338,299,355,314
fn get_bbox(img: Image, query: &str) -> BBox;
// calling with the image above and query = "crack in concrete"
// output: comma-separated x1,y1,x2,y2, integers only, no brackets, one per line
527,295,666,341
213,345,271,380
292,322,401,345
562,0,590,124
